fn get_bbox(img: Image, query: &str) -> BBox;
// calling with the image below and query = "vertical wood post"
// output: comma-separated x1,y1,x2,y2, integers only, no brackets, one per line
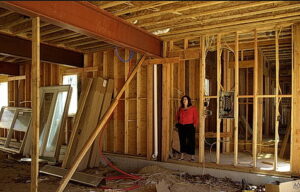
274,29,280,170
291,23,300,176
234,32,239,166
216,34,221,164
199,36,206,163
31,17,40,192
162,41,170,161
253,29,258,167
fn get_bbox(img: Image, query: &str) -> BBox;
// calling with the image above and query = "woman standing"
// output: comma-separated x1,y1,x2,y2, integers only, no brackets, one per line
176,95,199,161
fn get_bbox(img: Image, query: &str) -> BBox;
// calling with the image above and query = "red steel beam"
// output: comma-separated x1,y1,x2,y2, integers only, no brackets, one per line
0,1,162,57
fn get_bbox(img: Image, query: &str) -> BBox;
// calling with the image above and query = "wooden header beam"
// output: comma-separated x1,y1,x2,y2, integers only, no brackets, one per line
0,1,162,57
0,33,83,67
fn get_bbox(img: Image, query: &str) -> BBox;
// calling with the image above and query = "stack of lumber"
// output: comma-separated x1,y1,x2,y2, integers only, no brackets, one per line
62,77,114,170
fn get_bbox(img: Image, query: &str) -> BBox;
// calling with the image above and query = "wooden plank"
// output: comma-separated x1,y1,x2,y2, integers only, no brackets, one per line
168,41,174,159
205,132,232,138
274,29,280,171
56,56,145,192
102,51,108,151
124,49,130,154
89,79,114,167
0,75,26,83
75,77,106,170
144,57,180,65
62,66,98,75
146,64,153,160
216,34,221,164
253,29,258,168
199,36,205,163
137,53,143,155
291,23,300,176
31,17,40,192
162,41,170,161
257,50,264,154
40,165,103,187
229,60,253,68
62,79,93,168
234,32,239,166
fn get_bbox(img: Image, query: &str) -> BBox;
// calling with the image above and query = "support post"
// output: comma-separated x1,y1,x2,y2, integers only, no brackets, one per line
216,34,221,164
234,32,239,166
274,29,280,170
56,55,146,192
291,23,300,176
162,41,170,161
199,36,206,163
253,30,258,167
31,17,40,192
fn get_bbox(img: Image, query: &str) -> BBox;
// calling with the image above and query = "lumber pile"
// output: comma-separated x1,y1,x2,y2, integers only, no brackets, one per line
62,77,114,170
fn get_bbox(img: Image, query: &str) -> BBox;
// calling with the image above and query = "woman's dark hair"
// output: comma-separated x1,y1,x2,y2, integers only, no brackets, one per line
180,95,192,108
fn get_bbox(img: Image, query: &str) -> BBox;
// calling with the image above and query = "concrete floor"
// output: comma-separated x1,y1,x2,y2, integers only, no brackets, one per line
172,150,290,173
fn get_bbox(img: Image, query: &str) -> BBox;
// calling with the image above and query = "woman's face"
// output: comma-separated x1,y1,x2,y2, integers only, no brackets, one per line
183,97,188,107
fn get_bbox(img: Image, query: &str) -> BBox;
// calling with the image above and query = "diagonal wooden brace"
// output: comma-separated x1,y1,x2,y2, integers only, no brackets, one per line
56,55,146,192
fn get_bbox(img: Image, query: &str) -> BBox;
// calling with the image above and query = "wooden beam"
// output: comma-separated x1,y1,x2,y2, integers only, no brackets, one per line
274,29,280,171
149,2,300,32
216,34,221,164
56,55,146,192
234,32,239,166
124,49,130,154
141,1,272,28
144,57,180,65
162,41,170,161
62,66,98,75
291,23,300,176
0,75,25,83
0,33,83,67
115,2,174,16
31,17,40,192
128,1,223,22
99,1,126,9
229,60,253,68
198,36,206,163
253,30,258,167
146,63,153,160
0,1,162,57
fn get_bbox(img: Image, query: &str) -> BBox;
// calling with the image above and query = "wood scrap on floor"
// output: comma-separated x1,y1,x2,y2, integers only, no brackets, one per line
39,165,103,187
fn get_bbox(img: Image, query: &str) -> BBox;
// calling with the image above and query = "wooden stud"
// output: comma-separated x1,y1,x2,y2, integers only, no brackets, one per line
274,29,280,170
56,55,146,192
31,17,40,192
253,29,258,167
124,49,130,154
169,41,174,158
146,63,153,160
199,36,206,163
102,51,109,152
216,34,221,164
162,41,170,161
234,32,239,166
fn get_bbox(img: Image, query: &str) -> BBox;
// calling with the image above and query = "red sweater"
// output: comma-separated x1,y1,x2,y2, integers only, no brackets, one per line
176,106,199,127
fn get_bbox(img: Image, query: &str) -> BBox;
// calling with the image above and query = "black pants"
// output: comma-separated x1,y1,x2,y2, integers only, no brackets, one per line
178,124,195,155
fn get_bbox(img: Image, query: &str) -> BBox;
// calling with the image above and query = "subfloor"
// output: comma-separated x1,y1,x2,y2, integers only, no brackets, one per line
0,151,243,192
170,150,290,173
